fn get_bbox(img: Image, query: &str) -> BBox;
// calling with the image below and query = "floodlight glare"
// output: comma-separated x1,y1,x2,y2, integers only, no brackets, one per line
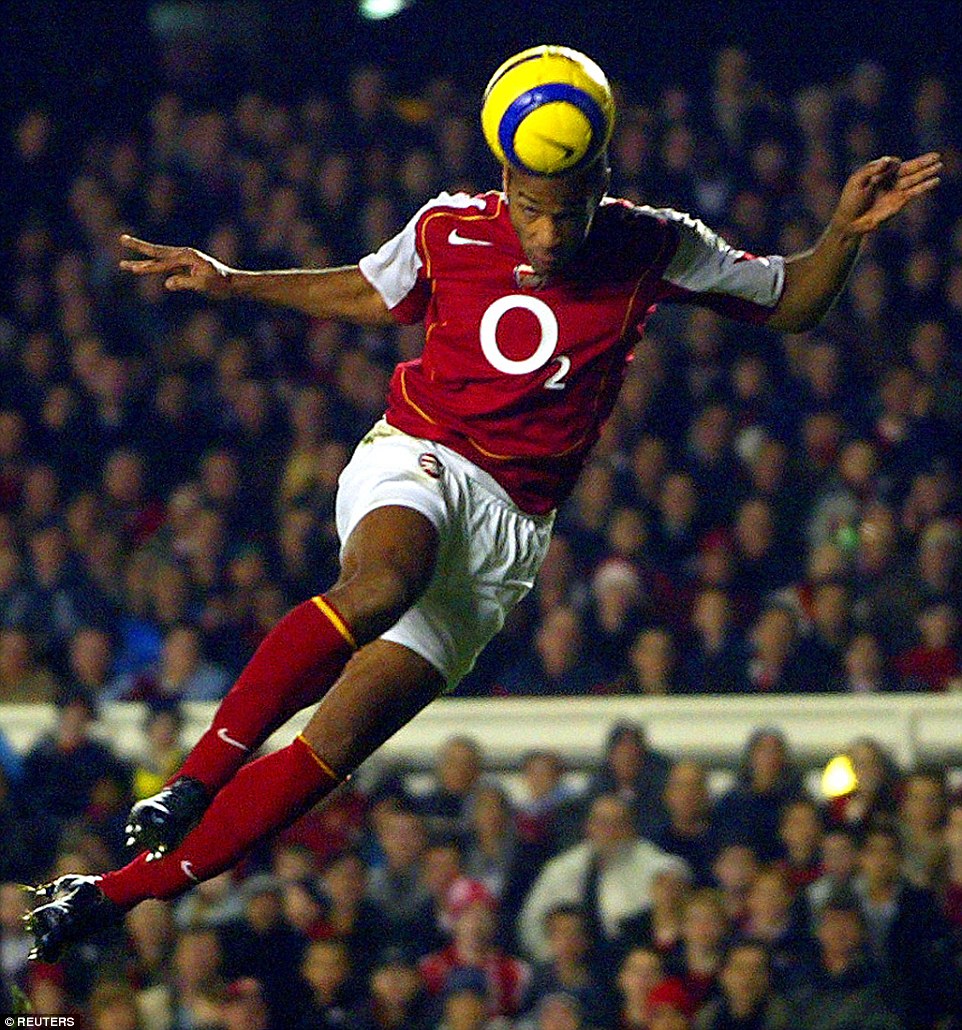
359,0,411,19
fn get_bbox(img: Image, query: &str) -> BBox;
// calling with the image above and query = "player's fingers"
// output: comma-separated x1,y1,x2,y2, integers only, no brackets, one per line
898,161,943,189
904,176,941,198
164,275,194,291
898,151,941,175
119,258,177,273
119,234,168,256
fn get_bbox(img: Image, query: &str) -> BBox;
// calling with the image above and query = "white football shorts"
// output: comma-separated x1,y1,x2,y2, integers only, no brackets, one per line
335,419,555,689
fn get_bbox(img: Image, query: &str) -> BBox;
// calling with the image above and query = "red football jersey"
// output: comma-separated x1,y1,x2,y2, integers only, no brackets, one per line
359,191,784,515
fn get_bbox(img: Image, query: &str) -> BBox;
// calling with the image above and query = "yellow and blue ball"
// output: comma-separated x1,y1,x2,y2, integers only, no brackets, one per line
481,45,615,177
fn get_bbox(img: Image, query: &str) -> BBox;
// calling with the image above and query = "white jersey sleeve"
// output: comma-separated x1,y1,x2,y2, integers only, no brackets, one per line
648,206,785,322
358,191,487,316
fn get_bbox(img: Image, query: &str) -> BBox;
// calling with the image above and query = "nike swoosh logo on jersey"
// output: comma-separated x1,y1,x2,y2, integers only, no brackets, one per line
217,727,249,751
181,861,199,881
448,229,494,246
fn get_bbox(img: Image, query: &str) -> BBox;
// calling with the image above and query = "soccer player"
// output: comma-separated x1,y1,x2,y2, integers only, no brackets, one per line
24,53,941,960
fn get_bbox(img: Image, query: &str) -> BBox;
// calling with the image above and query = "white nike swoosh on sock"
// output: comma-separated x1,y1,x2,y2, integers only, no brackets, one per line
217,727,250,751
181,861,199,881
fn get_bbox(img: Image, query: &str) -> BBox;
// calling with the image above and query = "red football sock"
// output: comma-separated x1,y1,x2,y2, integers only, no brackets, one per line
100,736,340,908
177,596,355,792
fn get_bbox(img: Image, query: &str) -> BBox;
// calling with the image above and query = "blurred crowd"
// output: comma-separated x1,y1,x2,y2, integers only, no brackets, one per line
0,50,960,703
0,712,961,1029
0,41,962,1029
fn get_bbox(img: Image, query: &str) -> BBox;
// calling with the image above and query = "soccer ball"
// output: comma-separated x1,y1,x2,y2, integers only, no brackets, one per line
481,45,615,177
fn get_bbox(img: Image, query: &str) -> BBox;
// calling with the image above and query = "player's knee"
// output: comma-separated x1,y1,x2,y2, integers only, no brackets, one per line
329,563,426,641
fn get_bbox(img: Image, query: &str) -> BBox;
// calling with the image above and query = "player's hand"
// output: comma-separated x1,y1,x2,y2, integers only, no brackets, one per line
830,152,942,237
118,234,235,299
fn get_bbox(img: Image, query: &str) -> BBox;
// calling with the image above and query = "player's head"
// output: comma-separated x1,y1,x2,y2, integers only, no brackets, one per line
503,153,610,278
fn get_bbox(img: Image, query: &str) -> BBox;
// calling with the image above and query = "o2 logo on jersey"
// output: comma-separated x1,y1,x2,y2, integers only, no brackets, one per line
479,295,570,389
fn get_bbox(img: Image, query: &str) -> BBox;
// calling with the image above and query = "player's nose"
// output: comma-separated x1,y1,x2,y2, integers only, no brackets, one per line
531,215,563,251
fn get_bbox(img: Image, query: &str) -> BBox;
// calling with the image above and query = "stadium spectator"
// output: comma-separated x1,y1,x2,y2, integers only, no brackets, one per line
317,848,389,979
684,587,748,694
85,980,144,1030
826,738,899,833
502,606,609,696
743,605,809,694
625,626,686,696
894,603,961,692
130,701,187,801
741,867,805,986
584,723,672,839
295,937,359,1029
652,760,721,886
219,874,309,1026
220,977,271,1030
348,944,433,1030
615,947,669,1030
615,865,692,963
22,691,129,830
0,765,52,883
367,806,431,943
420,877,530,1019
515,750,577,853
0,627,59,703
518,794,688,962
463,784,519,900
776,798,824,891
522,904,611,1021
122,899,175,1009
715,731,804,861
836,633,897,694
525,991,592,1030
668,889,730,1009
786,888,902,1030
853,823,955,1029
693,941,791,1030
104,623,230,702
417,735,485,836
435,966,510,1030
167,926,226,1030
712,845,760,927
896,771,947,888
647,976,697,1030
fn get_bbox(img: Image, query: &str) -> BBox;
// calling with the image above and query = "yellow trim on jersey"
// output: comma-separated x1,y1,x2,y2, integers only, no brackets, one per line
311,595,357,649
400,367,439,425
296,735,342,782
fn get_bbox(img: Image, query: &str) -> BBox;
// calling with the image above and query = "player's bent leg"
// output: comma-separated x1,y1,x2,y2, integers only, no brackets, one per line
125,506,439,859
325,504,440,641
24,640,444,961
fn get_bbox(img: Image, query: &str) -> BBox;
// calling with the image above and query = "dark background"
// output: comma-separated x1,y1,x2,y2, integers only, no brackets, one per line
1,0,954,136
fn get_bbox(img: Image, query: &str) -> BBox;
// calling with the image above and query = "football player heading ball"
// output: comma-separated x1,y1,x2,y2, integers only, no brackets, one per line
25,46,941,959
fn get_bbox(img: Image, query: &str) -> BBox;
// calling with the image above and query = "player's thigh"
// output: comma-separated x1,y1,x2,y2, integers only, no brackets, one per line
328,505,440,641
299,638,444,772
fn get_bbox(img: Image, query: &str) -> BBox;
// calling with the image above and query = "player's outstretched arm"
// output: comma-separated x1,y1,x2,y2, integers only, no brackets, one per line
118,235,394,326
768,152,942,333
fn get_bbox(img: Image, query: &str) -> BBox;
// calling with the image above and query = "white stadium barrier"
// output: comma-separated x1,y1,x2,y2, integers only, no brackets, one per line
3,694,960,775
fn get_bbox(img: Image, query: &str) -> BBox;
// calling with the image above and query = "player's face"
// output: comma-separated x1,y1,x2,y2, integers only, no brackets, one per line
504,163,608,277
